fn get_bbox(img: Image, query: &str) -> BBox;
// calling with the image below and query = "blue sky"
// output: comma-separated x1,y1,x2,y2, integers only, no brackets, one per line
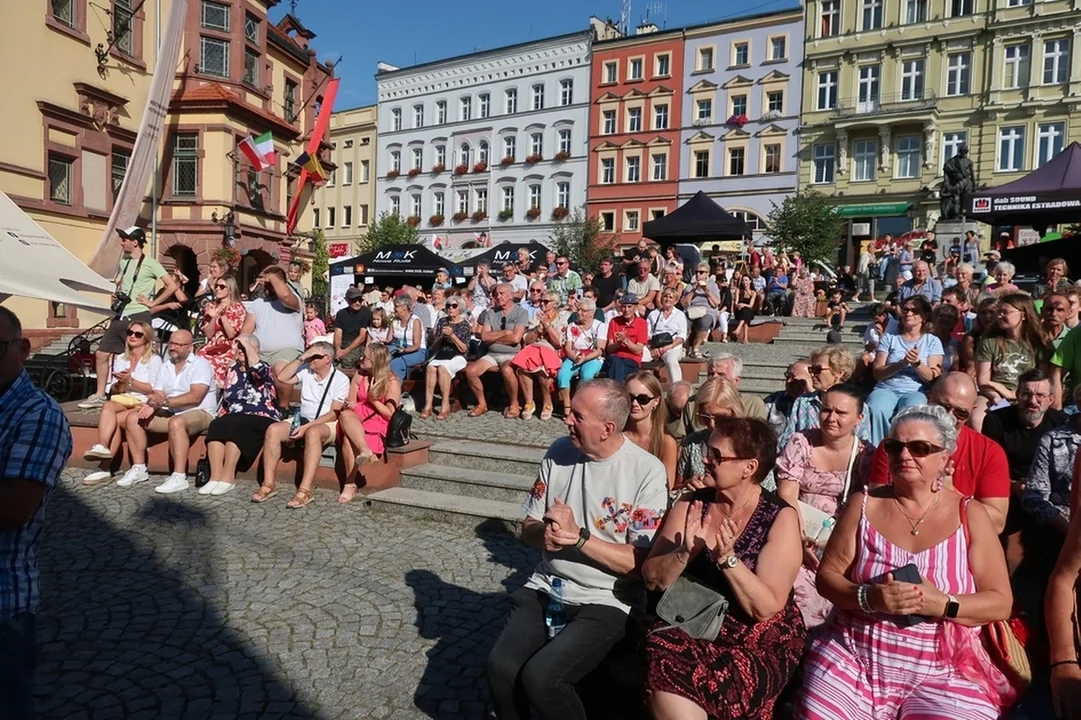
276,0,799,109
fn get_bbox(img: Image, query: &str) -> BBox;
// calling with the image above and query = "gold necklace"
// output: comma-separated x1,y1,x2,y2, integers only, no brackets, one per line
716,487,759,520
893,493,941,536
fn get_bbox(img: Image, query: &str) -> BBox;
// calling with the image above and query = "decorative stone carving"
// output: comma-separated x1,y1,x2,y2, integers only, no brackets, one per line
837,129,849,174
878,126,892,172
73,83,126,130
923,122,937,168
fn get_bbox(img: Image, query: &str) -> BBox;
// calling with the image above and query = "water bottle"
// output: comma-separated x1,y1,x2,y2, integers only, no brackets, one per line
289,410,302,435
545,578,567,640
814,517,837,560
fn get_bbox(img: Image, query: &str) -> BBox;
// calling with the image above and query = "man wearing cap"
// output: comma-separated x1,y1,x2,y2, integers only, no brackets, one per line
81,226,174,409
333,287,371,369
603,293,648,382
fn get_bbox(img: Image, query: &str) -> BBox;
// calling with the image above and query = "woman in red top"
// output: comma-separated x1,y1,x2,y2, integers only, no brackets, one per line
198,275,246,388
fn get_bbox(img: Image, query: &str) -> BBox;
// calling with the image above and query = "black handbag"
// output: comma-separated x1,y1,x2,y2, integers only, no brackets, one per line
195,455,211,488
649,332,675,349
385,406,414,449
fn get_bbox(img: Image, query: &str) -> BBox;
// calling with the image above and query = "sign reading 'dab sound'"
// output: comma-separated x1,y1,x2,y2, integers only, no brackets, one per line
973,196,1081,214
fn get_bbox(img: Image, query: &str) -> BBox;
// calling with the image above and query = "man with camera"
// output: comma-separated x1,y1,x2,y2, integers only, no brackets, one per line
81,226,174,409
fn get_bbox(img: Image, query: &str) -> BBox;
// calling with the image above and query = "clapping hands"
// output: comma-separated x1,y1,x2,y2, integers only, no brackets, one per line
542,498,581,551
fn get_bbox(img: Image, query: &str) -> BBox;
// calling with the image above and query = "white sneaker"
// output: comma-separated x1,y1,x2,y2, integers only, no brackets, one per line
154,473,189,494
82,470,113,486
116,465,150,487
210,481,236,496
198,480,222,495
78,394,107,409
83,444,113,460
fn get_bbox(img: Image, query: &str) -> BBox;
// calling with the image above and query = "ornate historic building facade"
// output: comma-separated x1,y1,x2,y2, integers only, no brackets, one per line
314,105,377,259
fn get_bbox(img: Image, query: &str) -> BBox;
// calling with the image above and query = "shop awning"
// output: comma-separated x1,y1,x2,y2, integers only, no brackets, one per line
835,202,913,218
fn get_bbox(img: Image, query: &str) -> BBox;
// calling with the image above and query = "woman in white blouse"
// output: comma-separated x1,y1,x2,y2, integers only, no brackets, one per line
388,297,427,381
556,298,606,413
646,287,688,383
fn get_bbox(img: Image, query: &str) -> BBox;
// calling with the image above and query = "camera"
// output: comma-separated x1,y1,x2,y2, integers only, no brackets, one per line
111,292,131,316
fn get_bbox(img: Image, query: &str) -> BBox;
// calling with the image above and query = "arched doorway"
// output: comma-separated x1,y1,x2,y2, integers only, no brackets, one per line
163,245,200,297
238,248,275,298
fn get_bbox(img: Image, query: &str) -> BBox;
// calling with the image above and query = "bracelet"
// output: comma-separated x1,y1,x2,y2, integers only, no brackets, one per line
857,584,873,613
574,536,586,550
1051,660,1080,670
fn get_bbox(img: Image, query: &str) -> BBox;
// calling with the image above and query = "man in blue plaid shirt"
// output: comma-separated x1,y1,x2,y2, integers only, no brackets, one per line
0,307,72,718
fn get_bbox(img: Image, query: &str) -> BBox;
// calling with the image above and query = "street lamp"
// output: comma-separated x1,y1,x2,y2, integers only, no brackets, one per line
211,210,237,247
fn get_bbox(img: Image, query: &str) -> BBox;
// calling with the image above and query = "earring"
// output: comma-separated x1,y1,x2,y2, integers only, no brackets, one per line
933,472,943,493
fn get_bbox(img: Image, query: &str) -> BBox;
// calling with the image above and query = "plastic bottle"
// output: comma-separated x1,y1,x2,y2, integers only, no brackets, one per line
545,578,567,639
289,410,302,435
814,517,837,559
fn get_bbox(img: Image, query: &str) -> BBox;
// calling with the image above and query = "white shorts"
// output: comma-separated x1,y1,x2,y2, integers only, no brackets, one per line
428,356,468,377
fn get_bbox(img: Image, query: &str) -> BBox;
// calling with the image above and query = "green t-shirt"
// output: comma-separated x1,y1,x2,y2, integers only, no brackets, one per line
116,253,166,316
1051,325,1081,397
975,336,1040,391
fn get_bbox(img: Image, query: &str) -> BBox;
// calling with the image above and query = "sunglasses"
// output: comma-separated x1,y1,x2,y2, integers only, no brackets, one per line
214,283,228,290
704,446,752,464
628,393,656,406
308,353,328,360
539,300,553,305
697,270,708,274
809,365,828,375
901,306,920,315
126,329,145,338
882,439,945,458
447,303,460,309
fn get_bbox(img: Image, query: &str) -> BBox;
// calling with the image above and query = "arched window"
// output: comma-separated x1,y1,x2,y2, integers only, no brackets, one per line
459,142,471,166
732,210,766,232
478,140,490,165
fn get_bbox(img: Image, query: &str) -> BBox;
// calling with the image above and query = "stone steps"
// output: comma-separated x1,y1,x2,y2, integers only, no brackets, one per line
427,439,547,477
365,486,523,532
400,463,535,504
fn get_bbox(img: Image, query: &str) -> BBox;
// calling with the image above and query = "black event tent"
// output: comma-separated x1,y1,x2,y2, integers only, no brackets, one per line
968,142,1081,234
330,244,455,284
642,190,751,246
452,241,550,277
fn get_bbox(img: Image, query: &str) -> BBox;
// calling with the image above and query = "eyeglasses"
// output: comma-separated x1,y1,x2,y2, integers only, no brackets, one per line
809,365,829,375
214,283,228,290
697,270,708,274
628,392,656,406
531,288,544,293
882,439,945,458
447,303,460,309
308,353,328,360
539,299,553,306
1019,390,1052,401
900,307,920,315
126,330,145,339
935,402,971,422
704,446,752,464
557,261,569,266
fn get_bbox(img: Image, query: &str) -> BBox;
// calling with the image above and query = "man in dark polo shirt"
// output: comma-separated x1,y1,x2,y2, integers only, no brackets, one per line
333,287,371,369
983,368,1067,485
592,257,623,311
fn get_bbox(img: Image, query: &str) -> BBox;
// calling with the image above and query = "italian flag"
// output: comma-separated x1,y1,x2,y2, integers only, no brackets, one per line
238,132,275,171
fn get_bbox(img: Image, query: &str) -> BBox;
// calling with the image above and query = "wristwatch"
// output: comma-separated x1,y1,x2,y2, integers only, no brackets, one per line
911,358,922,368
944,594,960,619
575,526,591,549
718,555,739,570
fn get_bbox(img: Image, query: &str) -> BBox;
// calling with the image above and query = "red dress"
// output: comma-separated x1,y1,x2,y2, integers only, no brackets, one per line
198,301,247,388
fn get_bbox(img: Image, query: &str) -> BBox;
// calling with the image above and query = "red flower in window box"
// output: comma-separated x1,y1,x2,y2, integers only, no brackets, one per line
452,211,469,222
471,210,488,222
429,214,445,227
554,151,571,162
407,168,421,178
499,156,515,167
431,163,446,174
386,169,400,179
212,246,241,268
726,114,750,127
551,206,569,220
405,215,421,227
472,161,488,173
454,164,469,175
525,207,541,220
525,153,543,164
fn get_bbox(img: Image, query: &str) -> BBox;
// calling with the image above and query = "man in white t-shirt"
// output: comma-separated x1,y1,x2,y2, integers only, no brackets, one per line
242,265,304,405
485,380,668,717
256,341,349,508
501,262,529,302
115,330,219,494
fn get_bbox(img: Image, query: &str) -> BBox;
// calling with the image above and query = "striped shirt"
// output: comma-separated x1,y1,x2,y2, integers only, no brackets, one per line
0,370,72,620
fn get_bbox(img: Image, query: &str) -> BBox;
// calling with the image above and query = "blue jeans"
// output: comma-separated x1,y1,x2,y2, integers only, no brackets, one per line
557,358,603,389
603,356,640,383
867,386,928,445
1,612,36,720
390,349,427,381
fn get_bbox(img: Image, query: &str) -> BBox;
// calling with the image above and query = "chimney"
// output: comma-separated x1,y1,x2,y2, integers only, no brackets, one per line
636,22,659,35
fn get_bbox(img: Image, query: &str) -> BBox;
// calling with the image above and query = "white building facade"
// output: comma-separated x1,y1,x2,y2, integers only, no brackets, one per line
375,31,594,254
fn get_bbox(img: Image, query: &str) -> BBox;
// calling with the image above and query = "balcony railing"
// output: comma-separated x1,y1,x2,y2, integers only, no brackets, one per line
830,89,938,119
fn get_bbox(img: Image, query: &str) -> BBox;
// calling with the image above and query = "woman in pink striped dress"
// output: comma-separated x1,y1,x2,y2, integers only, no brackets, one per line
799,405,1016,719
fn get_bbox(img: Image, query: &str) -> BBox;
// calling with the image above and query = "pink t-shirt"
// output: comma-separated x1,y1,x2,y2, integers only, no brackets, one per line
303,318,326,346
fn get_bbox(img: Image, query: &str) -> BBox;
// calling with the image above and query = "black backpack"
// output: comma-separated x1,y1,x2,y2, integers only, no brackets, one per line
385,407,414,449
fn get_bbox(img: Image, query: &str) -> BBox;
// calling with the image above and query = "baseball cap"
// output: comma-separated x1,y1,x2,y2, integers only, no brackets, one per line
117,226,147,245
985,250,1002,261
621,292,639,305
345,287,365,301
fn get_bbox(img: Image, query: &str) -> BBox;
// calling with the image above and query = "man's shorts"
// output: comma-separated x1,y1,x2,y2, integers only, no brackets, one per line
99,313,153,354
260,348,300,367
478,351,516,368
145,409,215,435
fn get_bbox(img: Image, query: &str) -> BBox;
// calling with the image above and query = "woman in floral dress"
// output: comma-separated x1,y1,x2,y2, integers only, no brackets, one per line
198,275,247,387
791,266,817,318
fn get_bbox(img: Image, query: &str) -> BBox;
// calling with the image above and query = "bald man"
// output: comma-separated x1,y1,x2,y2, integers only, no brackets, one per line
119,329,220,494
868,372,1009,533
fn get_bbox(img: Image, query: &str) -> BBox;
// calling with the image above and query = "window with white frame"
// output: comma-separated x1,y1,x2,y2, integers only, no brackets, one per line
947,52,971,96
475,188,488,214
413,105,424,128
820,0,840,37
1044,38,1070,85
530,133,543,156
862,0,882,29
410,194,422,217
390,150,401,172
112,0,134,54
858,65,880,112
1037,122,1065,167
456,190,469,213
111,149,129,202
361,159,370,182
655,54,670,76
199,37,229,77
998,126,1025,171
732,211,766,232
556,181,570,208
532,84,545,111
698,47,714,71
603,61,617,83
326,207,336,227
728,147,745,176
436,101,447,124
434,192,445,217
458,143,470,167
629,58,644,80
764,143,781,173
600,212,615,232
389,196,400,216
501,186,514,212
654,103,669,129
652,153,667,180
343,162,353,185
817,70,838,110
528,184,541,210
558,129,572,155
53,0,77,28
359,205,369,225
1003,44,1030,89
435,145,446,167
201,0,229,30
813,143,835,183
603,110,616,134
853,139,877,181
901,59,925,100
391,108,402,131
625,210,640,232
460,96,472,121
950,0,973,15
479,141,490,165
942,132,967,163
1007,0,1033,5
905,0,928,23
694,150,710,178
601,158,615,184
626,156,641,183
697,98,713,121
343,206,352,227
628,107,642,132
560,79,574,106
733,42,749,66
895,136,921,178
411,148,422,170
767,90,784,113
479,93,490,118
243,13,259,44
503,135,516,160
312,207,319,227
243,49,259,86
770,36,787,60
505,88,518,114
731,95,747,117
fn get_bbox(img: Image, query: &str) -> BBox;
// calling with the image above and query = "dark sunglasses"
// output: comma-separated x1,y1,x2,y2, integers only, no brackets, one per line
704,446,752,464
809,365,828,375
214,283,228,290
882,439,945,458
308,353,328,360
697,270,708,274
539,299,553,305
557,261,569,266
447,303,460,309
935,402,971,421
126,329,145,338
628,392,656,406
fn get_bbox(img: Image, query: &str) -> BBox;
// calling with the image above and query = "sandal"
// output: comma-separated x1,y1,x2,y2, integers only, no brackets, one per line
436,407,451,420
251,484,277,503
503,405,521,419
469,404,489,417
540,403,554,420
286,488,314,509
338,485,358,504
419,407,433,420
356,450,380,466
520,403,535,420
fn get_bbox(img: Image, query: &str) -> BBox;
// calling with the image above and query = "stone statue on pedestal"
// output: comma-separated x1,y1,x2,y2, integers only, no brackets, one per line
940,144,976,220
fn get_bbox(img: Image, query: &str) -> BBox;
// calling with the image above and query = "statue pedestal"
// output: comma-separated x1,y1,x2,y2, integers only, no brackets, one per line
933,220,981,246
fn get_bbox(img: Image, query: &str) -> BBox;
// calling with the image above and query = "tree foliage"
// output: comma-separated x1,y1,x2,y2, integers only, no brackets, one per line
767,191,845,264
309,229,329,302
356,211,421,253
549,207,619,272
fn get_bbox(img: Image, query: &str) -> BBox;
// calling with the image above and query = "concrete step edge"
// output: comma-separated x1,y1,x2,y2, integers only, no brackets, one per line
365,486,522,521
401,463,536,489
428,438,549,461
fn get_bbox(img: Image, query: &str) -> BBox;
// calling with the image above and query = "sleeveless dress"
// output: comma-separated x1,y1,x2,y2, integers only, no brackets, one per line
798,494,1013,719
645,490,807,719
791,275,817,318
351,375,390,456
197,301,248,388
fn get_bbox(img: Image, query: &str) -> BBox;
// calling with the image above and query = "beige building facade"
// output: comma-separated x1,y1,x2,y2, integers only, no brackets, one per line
314,105,377,258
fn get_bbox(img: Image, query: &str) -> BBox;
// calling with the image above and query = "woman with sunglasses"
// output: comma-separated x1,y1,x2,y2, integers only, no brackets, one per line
338,343,401,503
776,384,875,628
682,263,726,358
388,296,427,381
799,405,1015,718
197,275,246,388
958,297,998,377
419,298,473,420
624,371,678,490
642,417,805,720
731,275,757,344
779,345,870,447
866,296,943,445
675,377,746,499
82,321,163,485
509,291,566,420
972,292,1051,431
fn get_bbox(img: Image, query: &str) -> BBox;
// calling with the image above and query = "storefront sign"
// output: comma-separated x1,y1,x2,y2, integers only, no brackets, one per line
972,196,1081,214
328,242,350,258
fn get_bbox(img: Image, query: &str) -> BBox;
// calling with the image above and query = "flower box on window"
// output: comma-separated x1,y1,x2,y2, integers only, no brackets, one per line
452,211,469,222
499,156,515,167
726,114,750,127
405,215,421,227
498,208,514,222
431,163,446,174
407,168,421,178
554,151,571,162
471,210,488,222
525,207,541,220
386,169,400,179
761,110,782,121
472,161,488,173
551,206,569,220
524,153,543,164
454,164,469,175
429,214,445,227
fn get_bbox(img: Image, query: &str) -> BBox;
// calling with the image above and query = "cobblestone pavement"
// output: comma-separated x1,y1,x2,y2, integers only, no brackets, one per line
36,469,538,720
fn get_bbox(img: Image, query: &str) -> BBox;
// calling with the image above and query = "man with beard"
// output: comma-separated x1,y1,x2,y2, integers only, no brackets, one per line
242,265,304,405
982,368,1066,489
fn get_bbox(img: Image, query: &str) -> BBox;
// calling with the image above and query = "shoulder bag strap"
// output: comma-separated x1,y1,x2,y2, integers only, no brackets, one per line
839,435,862,503
313,369,337,420
126,253,146,299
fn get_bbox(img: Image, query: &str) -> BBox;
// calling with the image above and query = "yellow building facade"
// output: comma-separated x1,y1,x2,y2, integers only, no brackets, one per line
0,1,330,335
315,105,378,258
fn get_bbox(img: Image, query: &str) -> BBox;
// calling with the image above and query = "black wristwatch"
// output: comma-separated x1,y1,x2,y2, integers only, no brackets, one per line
944,594,960,619
576,526,591,549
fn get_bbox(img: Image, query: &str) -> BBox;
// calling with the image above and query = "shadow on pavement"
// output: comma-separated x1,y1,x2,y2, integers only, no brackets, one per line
34,486,319,719
407,519,537,720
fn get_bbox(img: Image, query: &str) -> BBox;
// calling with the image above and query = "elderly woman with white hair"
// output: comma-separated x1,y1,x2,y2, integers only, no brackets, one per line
984,261,1020,296
799,405,1016,719
388,296,427,381
647,287,688,383
556,297,605,412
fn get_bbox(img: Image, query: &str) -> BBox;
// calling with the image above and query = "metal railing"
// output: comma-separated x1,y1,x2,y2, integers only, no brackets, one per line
830,89,938,118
